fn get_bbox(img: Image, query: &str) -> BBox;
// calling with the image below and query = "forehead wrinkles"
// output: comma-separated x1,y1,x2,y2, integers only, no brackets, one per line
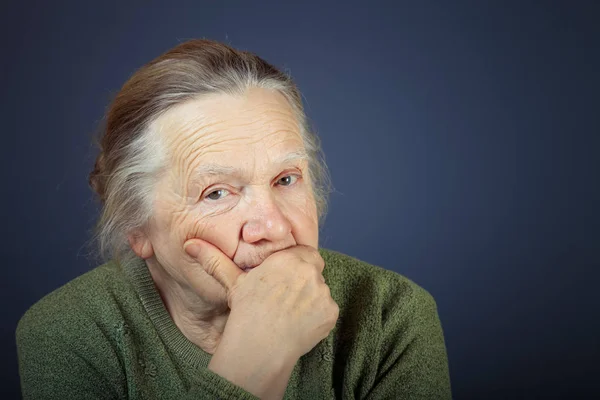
155,98,304,195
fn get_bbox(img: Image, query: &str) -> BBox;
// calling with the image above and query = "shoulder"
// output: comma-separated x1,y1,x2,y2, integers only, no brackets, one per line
16,261,132,398
319,248,438,323
317,249,450,398
16,260,134,343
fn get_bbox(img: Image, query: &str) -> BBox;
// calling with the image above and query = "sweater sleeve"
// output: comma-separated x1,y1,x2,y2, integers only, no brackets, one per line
16,309,261,400
365,284,453,400
16,307,126,400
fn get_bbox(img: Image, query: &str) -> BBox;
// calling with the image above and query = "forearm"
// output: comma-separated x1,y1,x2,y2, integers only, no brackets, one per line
207,339,297,400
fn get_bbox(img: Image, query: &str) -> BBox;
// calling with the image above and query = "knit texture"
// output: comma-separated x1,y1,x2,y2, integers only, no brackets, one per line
16,248,452,399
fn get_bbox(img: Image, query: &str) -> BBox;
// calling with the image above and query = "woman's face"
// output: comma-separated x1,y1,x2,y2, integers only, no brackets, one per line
134,87,319,300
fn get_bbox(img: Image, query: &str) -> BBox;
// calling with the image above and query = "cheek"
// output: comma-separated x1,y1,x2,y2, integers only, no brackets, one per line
292,185,318,219
283,192,319,247
148,199,184,244
185,213,243,259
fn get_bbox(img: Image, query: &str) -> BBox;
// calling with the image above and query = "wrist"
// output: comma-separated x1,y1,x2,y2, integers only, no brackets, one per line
208,334,297,399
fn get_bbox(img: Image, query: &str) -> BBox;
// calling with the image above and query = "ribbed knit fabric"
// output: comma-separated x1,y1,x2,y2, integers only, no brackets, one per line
16,248,452,399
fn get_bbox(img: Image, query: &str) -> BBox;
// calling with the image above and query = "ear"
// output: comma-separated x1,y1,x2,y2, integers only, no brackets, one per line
128,230,154,259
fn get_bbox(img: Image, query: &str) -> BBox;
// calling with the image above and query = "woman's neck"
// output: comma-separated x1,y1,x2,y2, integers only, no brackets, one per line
145,257,230,354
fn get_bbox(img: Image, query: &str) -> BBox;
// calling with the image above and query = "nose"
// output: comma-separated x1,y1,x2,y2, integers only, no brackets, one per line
241,194,292,244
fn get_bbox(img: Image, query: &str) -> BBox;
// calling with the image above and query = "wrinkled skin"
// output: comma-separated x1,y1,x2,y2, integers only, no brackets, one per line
128,87,319,353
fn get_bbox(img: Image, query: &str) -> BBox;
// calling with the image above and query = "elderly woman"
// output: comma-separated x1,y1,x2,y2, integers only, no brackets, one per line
16,39,451,399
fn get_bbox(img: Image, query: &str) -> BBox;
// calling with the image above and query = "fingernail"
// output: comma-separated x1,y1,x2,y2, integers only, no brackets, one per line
184,242,201,258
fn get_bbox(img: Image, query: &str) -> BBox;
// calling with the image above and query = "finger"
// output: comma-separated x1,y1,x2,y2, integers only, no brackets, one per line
183,238,243,292
284,245,325,275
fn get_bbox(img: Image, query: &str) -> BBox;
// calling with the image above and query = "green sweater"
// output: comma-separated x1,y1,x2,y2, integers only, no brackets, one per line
16,248,452,399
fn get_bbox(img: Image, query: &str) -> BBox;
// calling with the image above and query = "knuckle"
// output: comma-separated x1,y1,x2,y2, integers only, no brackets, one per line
310,252,325,272
305,247,321,262
203,255,220,276
314,253,325,268
329,301,340,320
273,250,296,264
310,266,323,282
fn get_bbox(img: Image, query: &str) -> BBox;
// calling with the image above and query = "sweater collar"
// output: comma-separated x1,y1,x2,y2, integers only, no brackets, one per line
123,256,213,370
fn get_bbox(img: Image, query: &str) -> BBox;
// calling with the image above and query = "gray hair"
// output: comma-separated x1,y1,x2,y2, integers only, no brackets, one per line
88,39,331,267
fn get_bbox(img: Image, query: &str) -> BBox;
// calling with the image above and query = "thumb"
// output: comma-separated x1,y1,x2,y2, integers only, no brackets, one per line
183,238,243,292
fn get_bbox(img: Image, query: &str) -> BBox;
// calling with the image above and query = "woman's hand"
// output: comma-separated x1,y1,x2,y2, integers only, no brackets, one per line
182,239,339,399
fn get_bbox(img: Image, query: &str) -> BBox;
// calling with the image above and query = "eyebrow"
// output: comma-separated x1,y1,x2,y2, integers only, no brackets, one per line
193,149,310,179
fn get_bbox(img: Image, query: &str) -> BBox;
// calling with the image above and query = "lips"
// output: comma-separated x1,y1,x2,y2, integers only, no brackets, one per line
237,259,263,272
233,244,294,274
240,264,259,272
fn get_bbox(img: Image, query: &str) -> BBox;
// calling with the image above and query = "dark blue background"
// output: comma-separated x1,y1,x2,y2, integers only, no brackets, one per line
2,1,599,398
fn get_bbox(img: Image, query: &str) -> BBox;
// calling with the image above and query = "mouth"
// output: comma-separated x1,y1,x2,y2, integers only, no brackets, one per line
240,264,259,272
233,244,295,274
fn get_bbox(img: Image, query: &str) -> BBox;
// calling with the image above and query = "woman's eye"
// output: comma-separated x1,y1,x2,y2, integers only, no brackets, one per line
205,189,230,201
278,175,298,186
